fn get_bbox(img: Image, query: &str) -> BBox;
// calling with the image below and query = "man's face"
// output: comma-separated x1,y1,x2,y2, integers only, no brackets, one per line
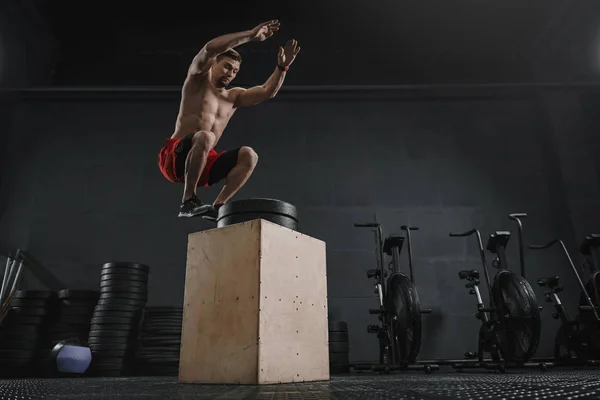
213,57,240,88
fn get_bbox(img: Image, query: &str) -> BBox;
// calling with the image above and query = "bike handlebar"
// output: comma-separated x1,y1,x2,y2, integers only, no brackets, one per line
401,225,419,231
508,213,528,220
529,239,559,250
354,222,380,228
449,229,479,237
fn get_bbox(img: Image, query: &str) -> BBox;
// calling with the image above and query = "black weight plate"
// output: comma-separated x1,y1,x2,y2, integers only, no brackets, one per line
142,326,182,333
100,280,148,289
96,299,146,307
88,330,135,338
91,355,127,363
328,332,348,342
93,311,140,319
145,306,183,311
9,306,48,317
57,315,92,325
144,315,183,320
98,293,147,301
92,349,132,358
0,349,36,359
143,313,183,318
0,323,40,335
218,198,297,219
143,319,183,325
10,298,49,308
100,273,148,283
100,286,148,295
88,339,133,347
94,304,143,313
217,213,298,230
142,320,182,326
58,289,99,300
61,306,95,316
0,331,40,341
50,335,86,344
12,290,55,300
0,340,40,351
136,346,180,353
136,354,180,362
89,364,127,371
140,329,180,336
100,268,149,278
140,338,181,346
329,342,349,353
143,316,183,322
136,356,180,364
49,325,90,334
0,357,32,367
2,315,45,325
100,288,147,296
91,316,140,325
102,261,150,272
90,323,135,332
89,343,130,351
60,300,97,308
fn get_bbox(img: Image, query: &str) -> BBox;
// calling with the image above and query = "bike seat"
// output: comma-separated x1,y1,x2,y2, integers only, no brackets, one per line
485,231,511,253
537,276,560,289
580,234,600,255
458,269,479,280
383,234,404,256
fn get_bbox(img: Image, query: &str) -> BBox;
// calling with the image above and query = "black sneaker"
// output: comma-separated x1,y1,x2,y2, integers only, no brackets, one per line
201,203,223,223
178,195,215,218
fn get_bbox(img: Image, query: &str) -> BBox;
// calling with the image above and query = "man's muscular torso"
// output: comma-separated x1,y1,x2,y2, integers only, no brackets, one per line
171,70,241,146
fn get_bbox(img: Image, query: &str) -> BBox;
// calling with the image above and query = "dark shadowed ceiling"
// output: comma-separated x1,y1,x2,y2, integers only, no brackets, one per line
3,0,600,87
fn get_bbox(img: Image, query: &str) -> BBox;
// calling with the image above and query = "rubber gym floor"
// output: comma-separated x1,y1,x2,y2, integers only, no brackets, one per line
1,368,599,399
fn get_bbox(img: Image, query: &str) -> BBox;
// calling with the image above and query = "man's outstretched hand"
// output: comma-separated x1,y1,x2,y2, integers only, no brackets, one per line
278,39,301,68
251,20,280,42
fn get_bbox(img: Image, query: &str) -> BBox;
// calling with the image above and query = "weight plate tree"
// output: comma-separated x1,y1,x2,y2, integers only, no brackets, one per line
385,273,422,365
492,270,541,365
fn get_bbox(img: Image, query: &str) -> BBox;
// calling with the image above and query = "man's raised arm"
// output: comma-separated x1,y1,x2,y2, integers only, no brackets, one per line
234,39,301,107
189,20,280,76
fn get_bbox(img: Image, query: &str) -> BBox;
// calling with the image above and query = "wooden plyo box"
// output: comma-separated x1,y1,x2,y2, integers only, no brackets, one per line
178,219,329,385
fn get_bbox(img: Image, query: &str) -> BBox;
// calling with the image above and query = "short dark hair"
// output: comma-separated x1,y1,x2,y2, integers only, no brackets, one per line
217,49,242,63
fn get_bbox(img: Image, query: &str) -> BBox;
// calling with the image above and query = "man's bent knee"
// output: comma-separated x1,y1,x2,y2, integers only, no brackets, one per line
192,131,216,151
239,146,258,168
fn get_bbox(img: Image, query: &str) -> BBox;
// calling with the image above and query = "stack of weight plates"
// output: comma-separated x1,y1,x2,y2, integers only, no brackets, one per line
0,290,58,378
216,198,298,231
328,320,350,374
134,305,182,376
86,262,148,377
47,289,99,344
34,289,99,377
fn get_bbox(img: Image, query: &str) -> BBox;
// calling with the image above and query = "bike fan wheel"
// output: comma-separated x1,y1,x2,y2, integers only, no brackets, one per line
492,270,541,364
385,273,422,364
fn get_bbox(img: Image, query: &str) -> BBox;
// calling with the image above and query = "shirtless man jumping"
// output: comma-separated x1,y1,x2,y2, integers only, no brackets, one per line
157,20,300,219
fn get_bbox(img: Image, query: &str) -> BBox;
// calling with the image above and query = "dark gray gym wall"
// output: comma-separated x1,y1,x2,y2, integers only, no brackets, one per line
1,0,600,363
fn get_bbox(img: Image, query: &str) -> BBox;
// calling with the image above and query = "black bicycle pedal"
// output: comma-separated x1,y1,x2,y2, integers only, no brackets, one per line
367,325,380,333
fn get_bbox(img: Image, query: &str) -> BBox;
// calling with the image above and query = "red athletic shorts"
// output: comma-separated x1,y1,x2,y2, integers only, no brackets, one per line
157,134,228,187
